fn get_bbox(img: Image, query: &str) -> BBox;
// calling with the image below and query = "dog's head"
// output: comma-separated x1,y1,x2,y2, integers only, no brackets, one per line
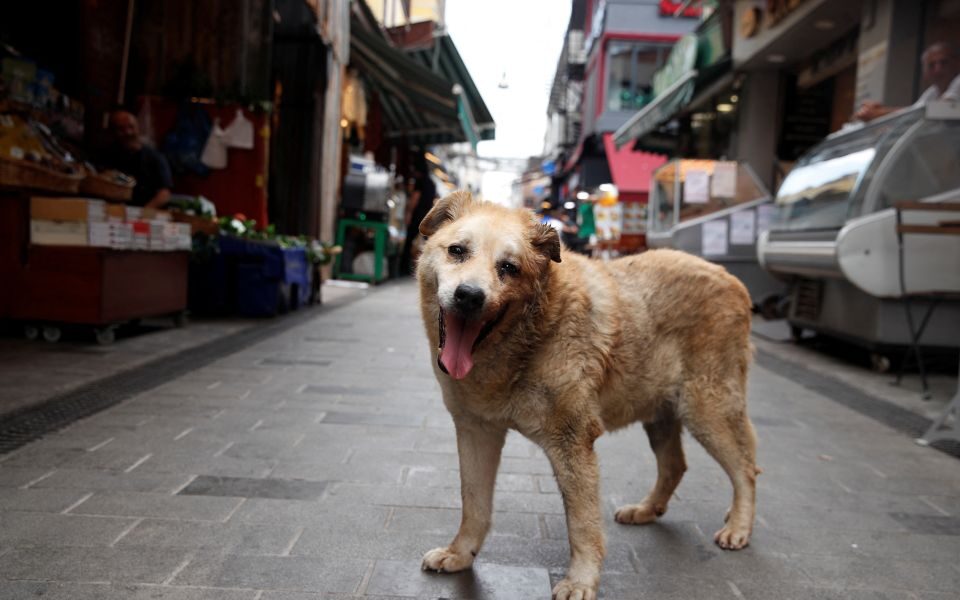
416,191,561,380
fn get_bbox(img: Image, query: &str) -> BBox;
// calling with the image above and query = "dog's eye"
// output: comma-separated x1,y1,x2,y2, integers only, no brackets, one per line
498,261,519,277
448,244,466,257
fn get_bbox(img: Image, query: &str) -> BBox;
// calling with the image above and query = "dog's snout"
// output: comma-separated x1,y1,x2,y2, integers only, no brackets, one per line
453,284,485,314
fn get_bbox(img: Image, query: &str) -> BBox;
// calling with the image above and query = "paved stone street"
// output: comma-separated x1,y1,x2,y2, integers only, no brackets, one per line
1,279,959,599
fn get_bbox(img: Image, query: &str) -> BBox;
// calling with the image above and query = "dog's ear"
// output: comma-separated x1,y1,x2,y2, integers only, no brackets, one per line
530,222,562,263
419,190,475,237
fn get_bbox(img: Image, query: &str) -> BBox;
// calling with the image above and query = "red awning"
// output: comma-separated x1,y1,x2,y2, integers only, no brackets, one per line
602,133,667,202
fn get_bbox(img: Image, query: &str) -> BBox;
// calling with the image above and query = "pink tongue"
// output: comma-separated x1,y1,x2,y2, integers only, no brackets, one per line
440,313,484,380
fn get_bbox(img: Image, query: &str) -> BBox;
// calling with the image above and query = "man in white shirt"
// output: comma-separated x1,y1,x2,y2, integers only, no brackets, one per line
854,41,960,122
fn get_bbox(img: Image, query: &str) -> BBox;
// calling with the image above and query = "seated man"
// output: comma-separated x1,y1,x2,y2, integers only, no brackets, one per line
102,110,173,208
855,42,960,122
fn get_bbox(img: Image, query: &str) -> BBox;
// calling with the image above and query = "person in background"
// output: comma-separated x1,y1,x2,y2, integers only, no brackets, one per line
400,158,438,275
855,41,960,122
576,194,597,256
103,110,173,208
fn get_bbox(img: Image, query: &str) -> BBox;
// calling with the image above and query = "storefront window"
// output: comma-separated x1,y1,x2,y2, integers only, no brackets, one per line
606,41,669,112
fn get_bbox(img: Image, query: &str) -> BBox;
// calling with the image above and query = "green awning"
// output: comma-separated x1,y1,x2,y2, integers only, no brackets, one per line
350,19,465,145
406,34,495,150
612,70,697,150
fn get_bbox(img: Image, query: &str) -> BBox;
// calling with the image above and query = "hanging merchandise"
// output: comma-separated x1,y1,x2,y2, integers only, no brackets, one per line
201,118,228,169
223,108,254,150
162,105,211,176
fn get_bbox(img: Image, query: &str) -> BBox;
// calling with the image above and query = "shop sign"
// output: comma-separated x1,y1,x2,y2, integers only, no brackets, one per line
653,34,698,97
659,0,702,18
739,0,808,39
797,29,858,89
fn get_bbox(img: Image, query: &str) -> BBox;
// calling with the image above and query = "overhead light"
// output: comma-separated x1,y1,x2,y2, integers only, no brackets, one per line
716,103,734,113
767,54,786,64
425,151,442,165
576,191,590,200
598,183,617,193
814,19,835,30
340,118,349,128
564,201,575,209
730,94,739,103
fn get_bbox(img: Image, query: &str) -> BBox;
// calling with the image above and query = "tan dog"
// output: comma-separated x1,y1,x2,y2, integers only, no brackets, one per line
416,192,759,600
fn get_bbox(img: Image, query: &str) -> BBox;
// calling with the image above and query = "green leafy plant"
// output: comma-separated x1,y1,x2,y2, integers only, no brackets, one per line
214,213,341,265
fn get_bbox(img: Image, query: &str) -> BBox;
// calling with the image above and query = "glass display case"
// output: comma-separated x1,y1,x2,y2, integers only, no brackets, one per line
758,102,960,351
647,159,778,304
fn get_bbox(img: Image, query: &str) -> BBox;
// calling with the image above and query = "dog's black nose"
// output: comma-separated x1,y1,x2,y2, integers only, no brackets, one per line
453,284,485,314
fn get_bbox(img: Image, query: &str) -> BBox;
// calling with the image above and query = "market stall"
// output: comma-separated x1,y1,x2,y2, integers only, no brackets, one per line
648,158,782,305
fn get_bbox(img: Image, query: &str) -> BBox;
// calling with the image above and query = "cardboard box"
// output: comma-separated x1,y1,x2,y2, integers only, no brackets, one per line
105,204,126,223
140,208,172,222
30,197,105,222
30,219,88,246
89,222,133,249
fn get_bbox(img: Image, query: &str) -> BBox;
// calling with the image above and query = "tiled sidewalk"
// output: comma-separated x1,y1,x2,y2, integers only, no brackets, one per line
1,280,959,599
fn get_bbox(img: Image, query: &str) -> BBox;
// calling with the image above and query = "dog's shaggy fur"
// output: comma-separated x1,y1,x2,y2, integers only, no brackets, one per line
416,192,759,599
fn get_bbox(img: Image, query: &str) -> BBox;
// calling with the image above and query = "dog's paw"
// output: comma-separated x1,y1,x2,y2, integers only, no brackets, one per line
614,502,662,525
714,523,751,550
421,546,474,573
552,577,598,600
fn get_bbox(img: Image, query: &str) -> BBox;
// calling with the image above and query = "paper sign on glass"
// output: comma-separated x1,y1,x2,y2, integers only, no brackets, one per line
730,209,756,245
684,170,710,204
702,219,728,257
756,204,777,232
710,161,738,198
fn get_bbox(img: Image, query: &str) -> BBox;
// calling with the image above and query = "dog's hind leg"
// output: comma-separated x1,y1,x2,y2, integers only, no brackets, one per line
422,420,505,573
614,409,686,525
682,380,758,550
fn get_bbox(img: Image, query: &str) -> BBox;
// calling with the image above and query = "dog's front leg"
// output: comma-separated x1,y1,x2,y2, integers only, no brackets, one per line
545,424,605,600
422,420,506,573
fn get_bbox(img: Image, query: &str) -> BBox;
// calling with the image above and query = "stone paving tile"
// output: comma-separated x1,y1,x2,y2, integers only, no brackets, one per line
117,518,302,555
365,560,552,599
0,512,138,547
0,487,91,513
31,468,193,494
734,581,918,600
319,411,426,428
385,506,541,538
790,553,960,594
233,498,390,533
270,459,406,485
2,581,258,600
173,554,369,594
71,490,244,521
0,545,192,584
584,573,738,599
179,475,328,501
327,482,566,515
0,466,53,488
404,467,538,493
